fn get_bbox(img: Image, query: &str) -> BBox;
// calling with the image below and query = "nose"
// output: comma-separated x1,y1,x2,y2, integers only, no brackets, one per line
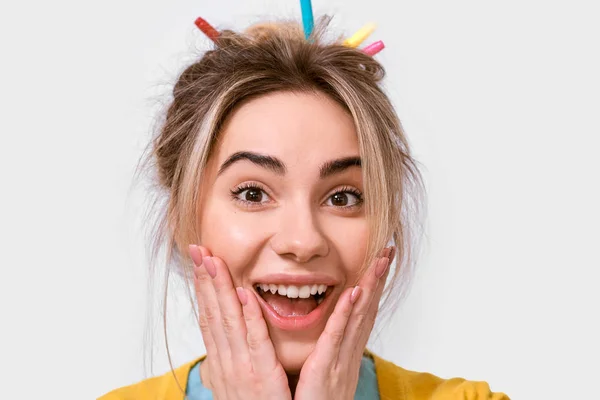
269,203,329,263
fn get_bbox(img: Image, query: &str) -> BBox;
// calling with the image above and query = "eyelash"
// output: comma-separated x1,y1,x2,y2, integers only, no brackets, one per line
230,183,364,209
229,183,270,208
329,186,364,209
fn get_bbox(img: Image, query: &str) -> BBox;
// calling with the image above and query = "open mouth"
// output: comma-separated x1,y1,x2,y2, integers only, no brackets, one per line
254,283,332,317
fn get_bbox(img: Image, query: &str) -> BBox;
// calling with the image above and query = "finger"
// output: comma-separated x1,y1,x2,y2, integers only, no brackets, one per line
193,253,233,364
308,248,394,369
339,254,393,363
191,245,233,396
190,245,219,356
309,286,356,370
239,288,281,376
209,256,251,364
366,248,394,324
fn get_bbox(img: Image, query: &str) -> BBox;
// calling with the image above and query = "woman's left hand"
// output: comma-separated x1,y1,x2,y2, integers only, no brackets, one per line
294,247,395,400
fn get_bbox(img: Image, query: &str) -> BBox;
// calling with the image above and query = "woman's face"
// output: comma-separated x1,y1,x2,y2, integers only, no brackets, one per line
198,91,368,373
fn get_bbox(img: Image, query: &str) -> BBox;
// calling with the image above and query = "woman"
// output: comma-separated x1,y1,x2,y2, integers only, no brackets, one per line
100,17,509,400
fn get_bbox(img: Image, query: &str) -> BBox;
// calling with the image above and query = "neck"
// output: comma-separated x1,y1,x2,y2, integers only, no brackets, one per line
287,373,300,396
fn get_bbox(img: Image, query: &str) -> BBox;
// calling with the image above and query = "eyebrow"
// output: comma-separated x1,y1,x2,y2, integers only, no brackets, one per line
218,151,286,175
217,151,361,178
319,156,362,179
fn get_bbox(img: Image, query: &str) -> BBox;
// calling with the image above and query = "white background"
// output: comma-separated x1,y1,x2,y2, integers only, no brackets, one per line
1,0,598,399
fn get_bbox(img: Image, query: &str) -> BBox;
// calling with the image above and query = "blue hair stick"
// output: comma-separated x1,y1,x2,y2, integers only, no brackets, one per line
300,0,314,39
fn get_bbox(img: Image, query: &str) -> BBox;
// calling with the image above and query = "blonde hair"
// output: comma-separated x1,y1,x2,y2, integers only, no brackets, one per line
134,16,426,383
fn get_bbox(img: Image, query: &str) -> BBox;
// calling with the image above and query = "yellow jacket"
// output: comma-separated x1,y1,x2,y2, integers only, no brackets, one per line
99,352,509,399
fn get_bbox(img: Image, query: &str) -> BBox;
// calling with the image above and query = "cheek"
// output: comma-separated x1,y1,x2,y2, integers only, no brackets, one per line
199,203,268,283
325,217,369,284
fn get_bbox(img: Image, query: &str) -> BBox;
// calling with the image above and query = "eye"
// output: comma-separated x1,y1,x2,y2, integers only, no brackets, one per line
230,183,271,205
239,188,265,202
325,188,363,208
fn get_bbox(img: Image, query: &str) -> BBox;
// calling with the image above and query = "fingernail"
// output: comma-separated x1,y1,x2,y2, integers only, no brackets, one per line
236,287,248,306
379,247,391,258
384,246,392,258
350,286,362,304
189,244,202,267
375,257,390,279
202,256,216,278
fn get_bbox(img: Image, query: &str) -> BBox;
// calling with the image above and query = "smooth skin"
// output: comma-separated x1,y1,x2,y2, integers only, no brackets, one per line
188,91,395,398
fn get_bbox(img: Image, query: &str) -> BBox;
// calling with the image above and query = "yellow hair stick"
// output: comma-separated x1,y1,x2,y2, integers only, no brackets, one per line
343,22,377,48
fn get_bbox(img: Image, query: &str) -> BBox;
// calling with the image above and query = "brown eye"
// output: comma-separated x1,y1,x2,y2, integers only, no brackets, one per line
244,188,263,202
326,191,361,207
232,186,271,205
331,192,349,206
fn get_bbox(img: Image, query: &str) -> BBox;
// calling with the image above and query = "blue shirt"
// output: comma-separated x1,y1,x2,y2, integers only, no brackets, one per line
185,356,380,400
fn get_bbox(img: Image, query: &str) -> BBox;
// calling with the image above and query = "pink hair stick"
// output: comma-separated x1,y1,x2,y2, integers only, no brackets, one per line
363,40,385,56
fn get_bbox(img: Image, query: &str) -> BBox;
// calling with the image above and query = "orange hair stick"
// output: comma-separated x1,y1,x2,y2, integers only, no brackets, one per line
194,17,220,42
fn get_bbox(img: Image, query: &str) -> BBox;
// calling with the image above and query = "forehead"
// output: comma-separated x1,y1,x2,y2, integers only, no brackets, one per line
216,91,359,165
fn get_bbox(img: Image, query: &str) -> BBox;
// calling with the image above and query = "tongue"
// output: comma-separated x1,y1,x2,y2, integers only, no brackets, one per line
261,292,318,317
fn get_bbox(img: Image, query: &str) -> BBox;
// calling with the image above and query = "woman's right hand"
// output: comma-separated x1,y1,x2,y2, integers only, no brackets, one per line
189,244,292,400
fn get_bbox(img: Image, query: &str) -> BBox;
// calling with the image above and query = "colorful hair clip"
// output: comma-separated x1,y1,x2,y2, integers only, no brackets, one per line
300,0,314,39
343,23,377,48
194,17,220,42
363,40,385,56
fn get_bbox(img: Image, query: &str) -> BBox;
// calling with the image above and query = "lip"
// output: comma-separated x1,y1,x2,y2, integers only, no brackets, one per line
251,273,339,331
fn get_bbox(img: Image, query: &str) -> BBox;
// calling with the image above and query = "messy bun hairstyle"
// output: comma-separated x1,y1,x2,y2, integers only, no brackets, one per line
135,16,426,373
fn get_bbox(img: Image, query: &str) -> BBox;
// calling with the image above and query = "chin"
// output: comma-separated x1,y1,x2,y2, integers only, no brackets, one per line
272,337,318,374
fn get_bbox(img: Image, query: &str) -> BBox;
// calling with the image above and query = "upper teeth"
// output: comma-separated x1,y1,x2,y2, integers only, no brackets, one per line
257,283,327,299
